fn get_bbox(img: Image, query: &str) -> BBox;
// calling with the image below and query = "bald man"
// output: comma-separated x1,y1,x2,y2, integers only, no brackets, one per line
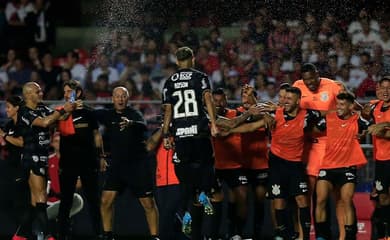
96,86,159,240
13,82,73,240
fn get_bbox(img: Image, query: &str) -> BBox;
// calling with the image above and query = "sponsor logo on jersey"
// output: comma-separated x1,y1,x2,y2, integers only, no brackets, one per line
174,82,189,89
176,125,198,137
180,72,192,80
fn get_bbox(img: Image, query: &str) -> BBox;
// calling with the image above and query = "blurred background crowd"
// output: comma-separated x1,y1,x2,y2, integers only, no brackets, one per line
0,0,388,120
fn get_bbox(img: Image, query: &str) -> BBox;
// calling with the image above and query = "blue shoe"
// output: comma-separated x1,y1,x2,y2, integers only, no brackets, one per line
182,212,192,235
198,192,214,215
316,238,326,240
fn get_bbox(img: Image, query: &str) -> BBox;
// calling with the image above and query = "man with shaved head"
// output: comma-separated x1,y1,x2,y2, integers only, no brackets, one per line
96,86,159,240
13,82,74,240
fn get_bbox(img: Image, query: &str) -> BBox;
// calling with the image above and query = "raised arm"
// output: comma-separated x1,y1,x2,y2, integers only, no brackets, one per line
230,119,266,134
203,90,218,136
216,111,251,130
32,102,74,128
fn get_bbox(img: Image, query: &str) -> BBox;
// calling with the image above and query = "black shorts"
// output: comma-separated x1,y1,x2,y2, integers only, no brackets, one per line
317,167,357,187
174,161,215,194
174,137,214,165
22,155,49,179
245,168,269,188
216,168,249,188
374,160,390,194
103,160,154,198
268,151,308,199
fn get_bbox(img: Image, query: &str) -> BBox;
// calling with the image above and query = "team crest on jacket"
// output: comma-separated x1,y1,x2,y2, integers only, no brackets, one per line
272,184,281,196
320,92,329,101
375,180,383,191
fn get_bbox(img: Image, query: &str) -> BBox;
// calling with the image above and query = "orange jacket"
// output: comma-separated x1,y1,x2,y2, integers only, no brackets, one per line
212,109,243,169
155,141,179,186
373,101,390,161
270,108,306,162
236,106,268,169
322,112,367,168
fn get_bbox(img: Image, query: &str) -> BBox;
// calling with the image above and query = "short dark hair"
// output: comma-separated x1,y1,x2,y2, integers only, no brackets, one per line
301,63,318,74
97,73,109,81
6,95,24,107
175,47,194,61
379,75,390,84
68,50,79,61
63,80,83,99
240,87,258,98
285,87,302,98
212,88,225,95
279,82,290,90
336,92,355,104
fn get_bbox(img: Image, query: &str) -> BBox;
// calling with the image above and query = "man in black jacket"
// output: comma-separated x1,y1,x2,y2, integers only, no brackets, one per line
96,86,159,240
57,80,104,240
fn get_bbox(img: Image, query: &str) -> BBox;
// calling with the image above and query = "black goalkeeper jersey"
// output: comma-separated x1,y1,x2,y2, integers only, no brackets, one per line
162,68,211,139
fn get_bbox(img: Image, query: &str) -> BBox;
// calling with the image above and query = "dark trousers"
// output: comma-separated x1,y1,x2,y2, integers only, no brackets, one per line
155,184,187,240
58,165,102,237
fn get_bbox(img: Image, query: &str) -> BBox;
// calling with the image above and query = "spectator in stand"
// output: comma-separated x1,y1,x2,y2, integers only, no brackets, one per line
24,0,55,51
8,57,31,89
248,12,269,47
142,51,163,80
303,38,320,64
58,69,71,88
262,82,279,102
266,57,285,85
39,51,62,100
207,28,223,53
91,54,119,85
5,0,33,49
347,8,380,39
268,20,298,57
137,66,156,100
225,69,241,100
326,55,339,79
303,11,319,36
336,64,353,92
196,45,220,77
153,63,177,97
64,50,87,87
2,48,17,72
249,73,269,101
237,25,255,63
178,20,199,50
355,61,382,98
379,28,390,73
27,46,41,70
111,33,132,68
351,18,381,57
94,73,111,101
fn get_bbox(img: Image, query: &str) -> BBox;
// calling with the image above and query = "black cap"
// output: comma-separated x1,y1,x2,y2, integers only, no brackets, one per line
175,47,194,61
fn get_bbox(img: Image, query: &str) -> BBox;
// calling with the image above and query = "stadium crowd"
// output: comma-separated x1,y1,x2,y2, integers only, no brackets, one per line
0,0,390,240
0,2,389,109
